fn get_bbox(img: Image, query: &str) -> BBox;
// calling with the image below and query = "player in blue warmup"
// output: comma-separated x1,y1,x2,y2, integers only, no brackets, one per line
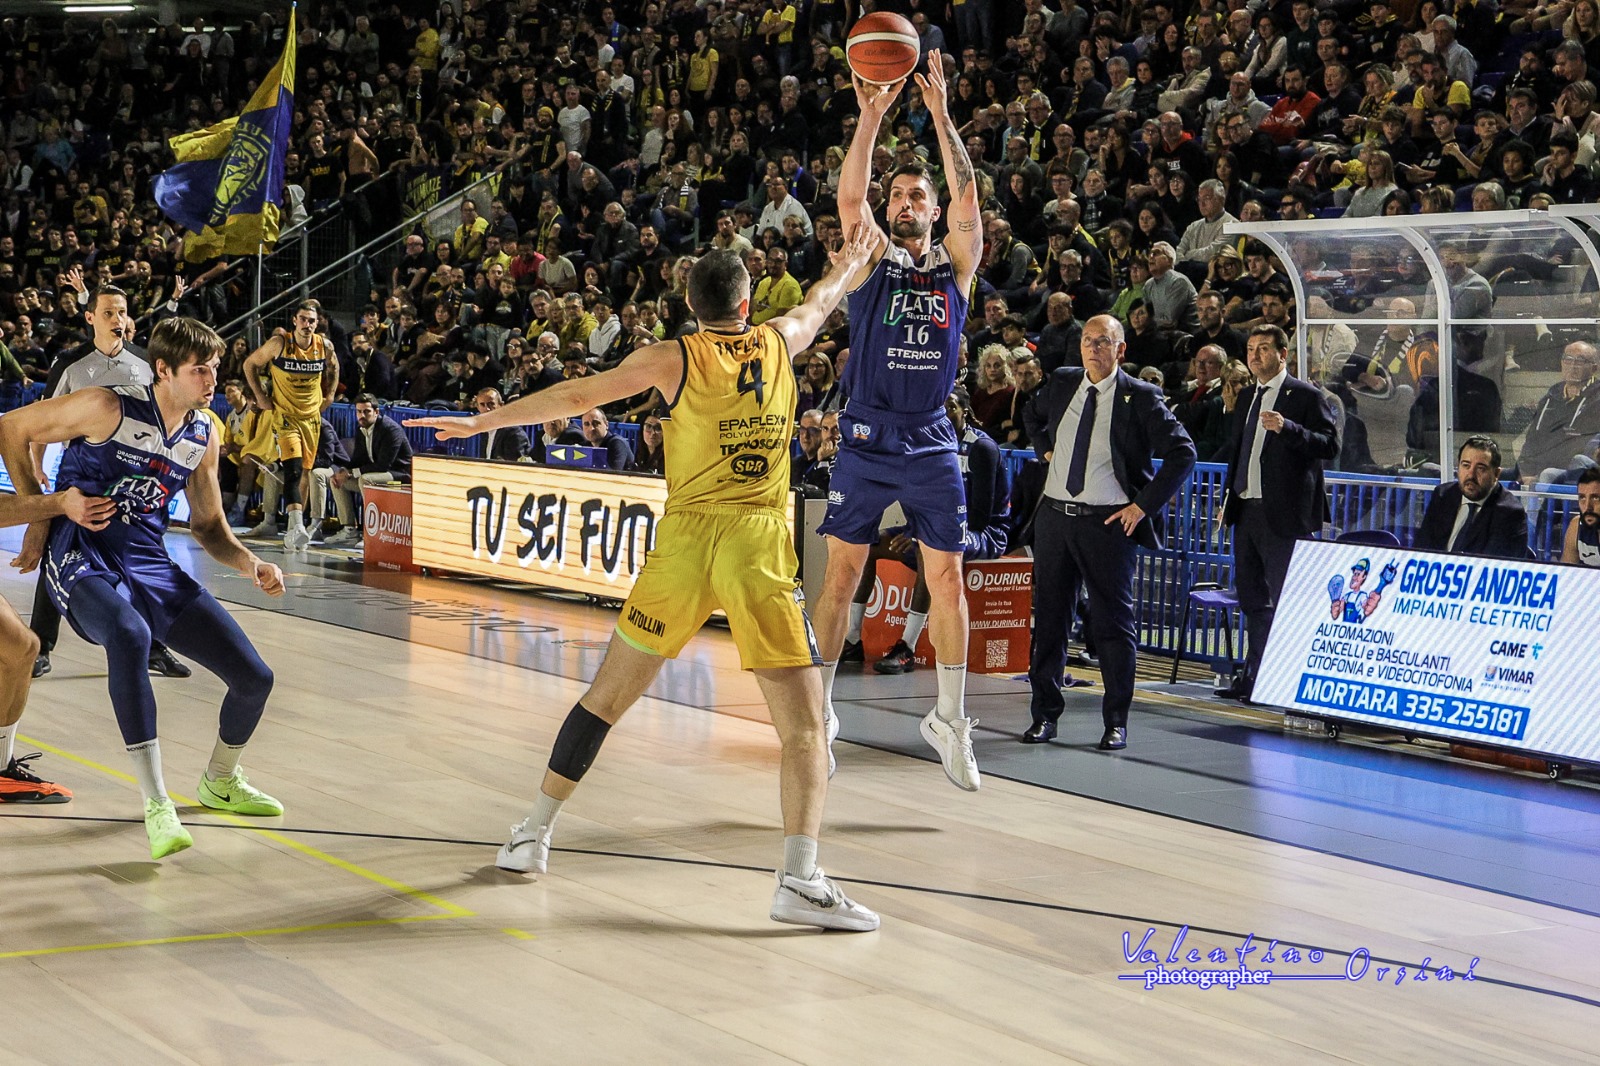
812,50,985,790
0,318,287,860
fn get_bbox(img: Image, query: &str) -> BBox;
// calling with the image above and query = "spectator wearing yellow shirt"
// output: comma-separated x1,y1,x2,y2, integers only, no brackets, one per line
751,248,802,325
557,292,597,348
688,28,719,102
411,17,440,72
453,199,490,266
758,0,799,77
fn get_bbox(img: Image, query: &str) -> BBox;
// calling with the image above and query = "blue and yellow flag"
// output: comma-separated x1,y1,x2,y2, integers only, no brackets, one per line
155,10,296,262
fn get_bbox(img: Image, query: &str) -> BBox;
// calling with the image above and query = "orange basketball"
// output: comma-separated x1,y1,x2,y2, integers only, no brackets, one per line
847,12,920,85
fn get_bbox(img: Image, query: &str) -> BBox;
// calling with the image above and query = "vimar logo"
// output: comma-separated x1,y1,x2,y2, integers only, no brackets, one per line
1483,663,1535,687
1327,557,1398,624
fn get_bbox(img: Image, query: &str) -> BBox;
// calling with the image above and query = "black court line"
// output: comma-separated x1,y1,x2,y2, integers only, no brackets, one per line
4,811,1596,1013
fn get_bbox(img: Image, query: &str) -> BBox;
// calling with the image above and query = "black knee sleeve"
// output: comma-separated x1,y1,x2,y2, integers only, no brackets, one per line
282,457,304,508
548,703,611,782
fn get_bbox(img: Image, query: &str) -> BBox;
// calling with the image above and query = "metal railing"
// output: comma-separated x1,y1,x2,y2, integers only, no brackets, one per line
216,160,520,347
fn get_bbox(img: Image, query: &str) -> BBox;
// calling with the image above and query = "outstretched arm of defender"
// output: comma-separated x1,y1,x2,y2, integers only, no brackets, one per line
0,389,123,573
769,222,880,353
406,343,684,442
917,50,982,287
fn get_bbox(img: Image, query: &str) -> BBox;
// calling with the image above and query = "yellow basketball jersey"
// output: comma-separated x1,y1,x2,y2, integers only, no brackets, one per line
665,325,795,512
268,333,331,418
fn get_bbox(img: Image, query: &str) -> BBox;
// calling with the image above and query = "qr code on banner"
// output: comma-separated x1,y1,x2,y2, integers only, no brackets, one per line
986,640,1008,670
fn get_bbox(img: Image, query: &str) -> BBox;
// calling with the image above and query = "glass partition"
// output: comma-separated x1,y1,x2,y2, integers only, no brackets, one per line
1227,212,1600,486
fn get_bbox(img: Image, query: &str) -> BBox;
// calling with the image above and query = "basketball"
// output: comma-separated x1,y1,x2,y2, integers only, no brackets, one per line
847,12,920,86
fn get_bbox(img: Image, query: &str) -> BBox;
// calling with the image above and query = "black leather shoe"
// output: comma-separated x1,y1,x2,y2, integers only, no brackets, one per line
1213,674,1253,701
148,647,192,678
1021,720,1057,744
838,639,865,664
1097,727,1127,751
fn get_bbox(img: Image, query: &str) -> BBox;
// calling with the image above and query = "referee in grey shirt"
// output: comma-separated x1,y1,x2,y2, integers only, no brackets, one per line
27,285,191,680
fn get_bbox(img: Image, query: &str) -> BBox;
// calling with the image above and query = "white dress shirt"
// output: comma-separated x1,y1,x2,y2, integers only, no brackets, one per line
1044,372,1129,506
1240,366,1288,500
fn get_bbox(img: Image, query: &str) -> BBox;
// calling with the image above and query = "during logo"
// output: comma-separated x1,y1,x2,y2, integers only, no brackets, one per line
966,569,984,592
864,577,886,619
363,500,380,536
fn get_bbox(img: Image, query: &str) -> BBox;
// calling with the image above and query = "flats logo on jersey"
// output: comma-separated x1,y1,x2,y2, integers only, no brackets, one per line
108,474,172,515
883,290,949,328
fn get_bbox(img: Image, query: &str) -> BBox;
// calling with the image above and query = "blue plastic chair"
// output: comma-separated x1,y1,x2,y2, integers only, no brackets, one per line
1167,581,1240,684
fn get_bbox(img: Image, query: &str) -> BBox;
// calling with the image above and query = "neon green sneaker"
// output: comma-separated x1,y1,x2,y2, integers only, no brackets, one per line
145,797,193,859
198,768,284,816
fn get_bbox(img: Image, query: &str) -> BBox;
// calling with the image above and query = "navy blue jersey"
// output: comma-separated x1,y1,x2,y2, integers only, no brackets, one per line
844,241,969,425
45,384,212,638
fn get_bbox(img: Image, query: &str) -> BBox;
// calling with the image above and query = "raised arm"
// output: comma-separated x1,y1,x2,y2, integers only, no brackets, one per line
769,222,880,353
406,341,684,442
838,73,901,274
917,50,982,289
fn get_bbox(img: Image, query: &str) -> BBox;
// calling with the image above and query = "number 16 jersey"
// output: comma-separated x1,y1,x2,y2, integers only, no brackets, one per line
666,324,795,513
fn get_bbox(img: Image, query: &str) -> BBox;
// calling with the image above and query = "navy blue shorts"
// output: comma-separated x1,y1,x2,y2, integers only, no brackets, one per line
819,415,968,554
882,523,1009,565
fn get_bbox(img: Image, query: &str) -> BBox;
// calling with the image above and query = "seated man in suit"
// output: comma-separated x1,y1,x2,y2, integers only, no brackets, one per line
580,407,635,470
307,413,355,541
475,388,532,461
322,393,416,547
1414,435,1529,559
531,415,586,463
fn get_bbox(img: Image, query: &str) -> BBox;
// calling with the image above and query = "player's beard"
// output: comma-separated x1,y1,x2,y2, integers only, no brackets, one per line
890,215,929,239
1584,510,1600,528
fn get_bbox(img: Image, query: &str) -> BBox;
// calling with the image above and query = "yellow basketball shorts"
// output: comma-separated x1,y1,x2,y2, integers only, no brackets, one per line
616,507,819,671
273,412,320,462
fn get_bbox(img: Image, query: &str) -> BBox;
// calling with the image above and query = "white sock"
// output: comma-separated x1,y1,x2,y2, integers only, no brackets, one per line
523,789,564,834
0,722,15,766
820,659,839,724
845,602,866,643
207,737,246,780
903,610,929,650
126,739,169,803
783,834,819,880
288,508,305,530
935,661,968,722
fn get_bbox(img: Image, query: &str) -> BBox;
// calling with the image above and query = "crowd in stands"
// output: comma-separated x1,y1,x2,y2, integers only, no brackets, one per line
5,0,1600,488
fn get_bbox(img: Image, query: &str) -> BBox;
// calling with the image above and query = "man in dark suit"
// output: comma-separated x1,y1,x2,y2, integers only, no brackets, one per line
531,416,586,463
323,393,415,546
580,407,635,470
1414,435,1529,559
1021,315,1197,750
1219,324,1340,700
475,388,532,461
339,330,399,401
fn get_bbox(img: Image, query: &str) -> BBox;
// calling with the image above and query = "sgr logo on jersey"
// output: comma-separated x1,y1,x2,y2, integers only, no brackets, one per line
1254,541,1600,764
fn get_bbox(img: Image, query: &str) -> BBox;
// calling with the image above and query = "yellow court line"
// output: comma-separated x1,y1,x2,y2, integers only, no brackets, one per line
500,927,537,940
0,913,460,961
19,735,474,919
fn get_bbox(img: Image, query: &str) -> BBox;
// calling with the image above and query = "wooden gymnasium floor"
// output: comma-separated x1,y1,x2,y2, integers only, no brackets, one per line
3,528,1600,1065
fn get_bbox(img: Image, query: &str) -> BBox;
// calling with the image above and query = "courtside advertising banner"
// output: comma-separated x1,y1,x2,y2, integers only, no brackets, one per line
1254,539,1598,762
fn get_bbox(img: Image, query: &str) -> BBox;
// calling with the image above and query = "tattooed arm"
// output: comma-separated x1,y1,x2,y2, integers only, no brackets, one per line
917,50,983,289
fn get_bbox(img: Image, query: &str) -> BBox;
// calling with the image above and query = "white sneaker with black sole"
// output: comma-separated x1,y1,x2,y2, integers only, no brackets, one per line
496,820,552,874
920,709,981,791
770,868,879,931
